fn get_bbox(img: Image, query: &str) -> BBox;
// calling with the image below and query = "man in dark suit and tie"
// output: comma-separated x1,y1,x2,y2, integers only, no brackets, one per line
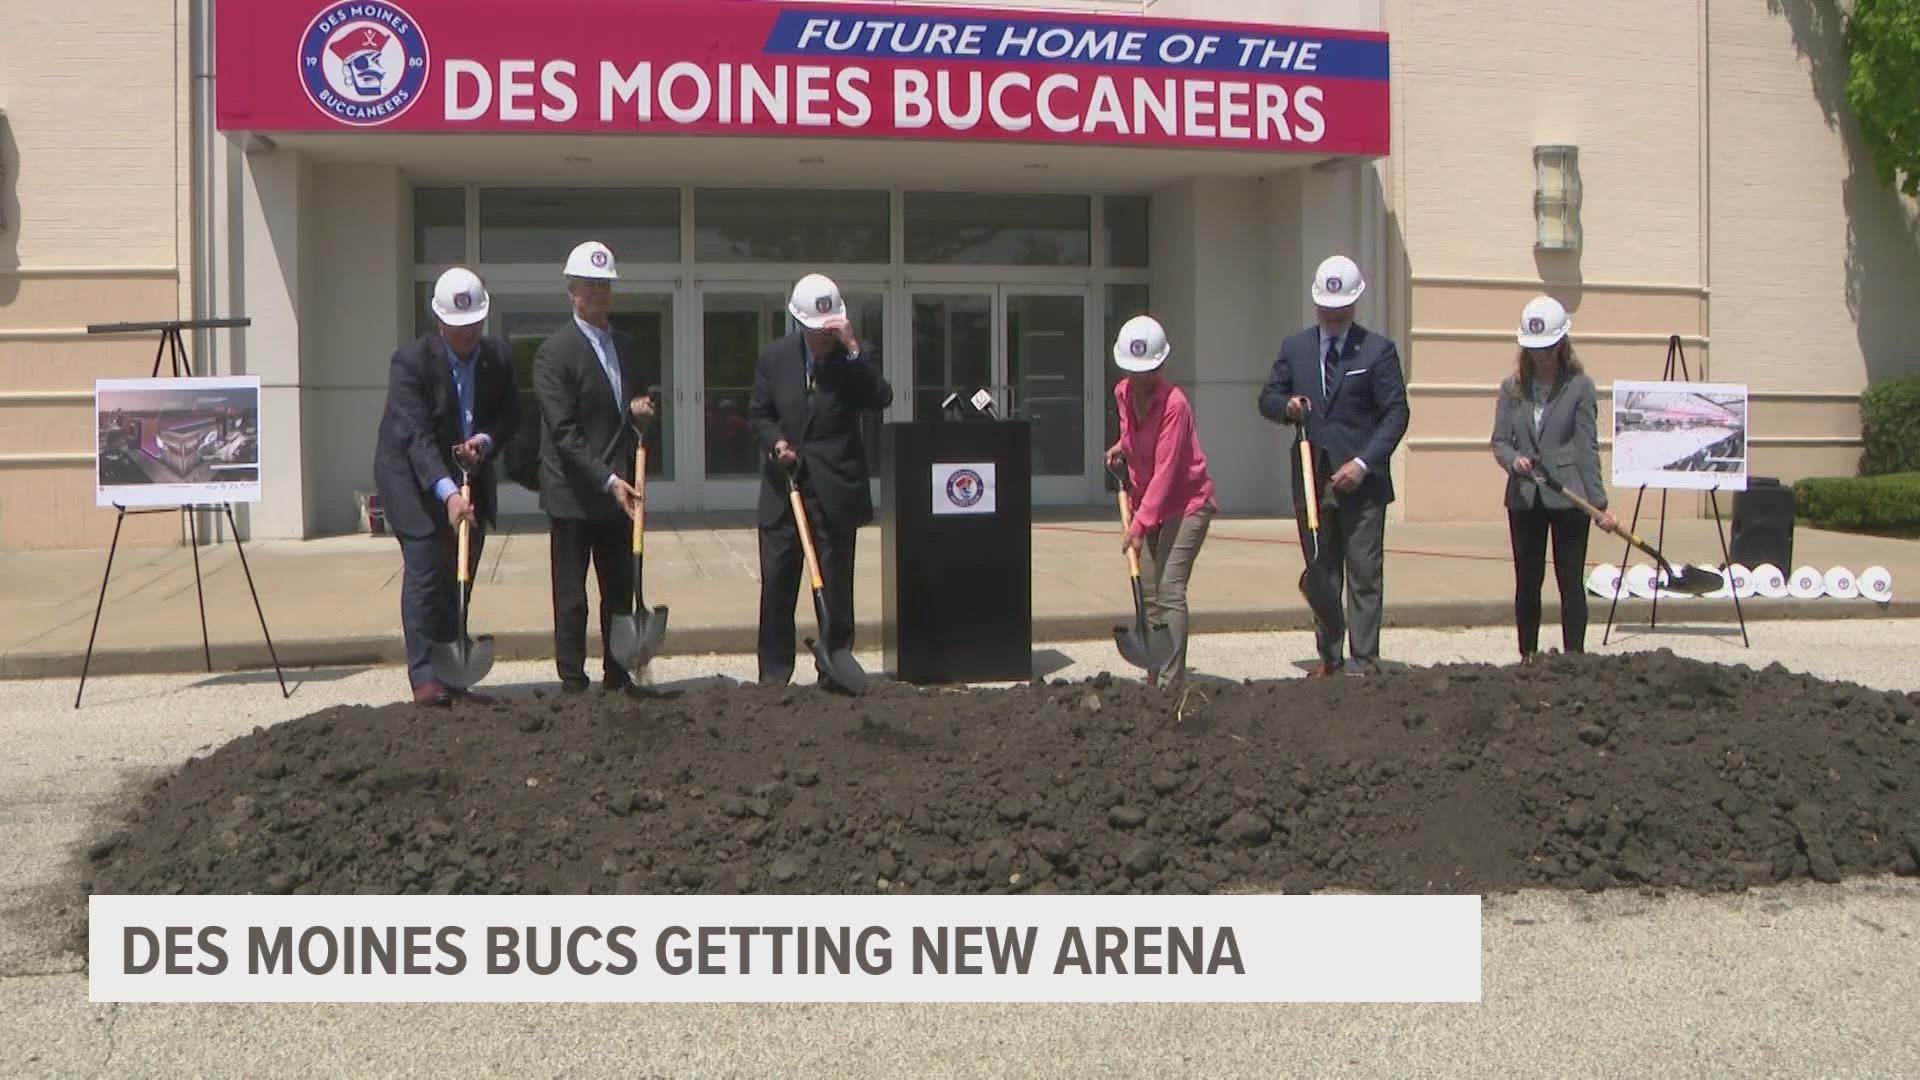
748,273,893,687
372,267,520,707
531,240,656,695
1258,254,1411,677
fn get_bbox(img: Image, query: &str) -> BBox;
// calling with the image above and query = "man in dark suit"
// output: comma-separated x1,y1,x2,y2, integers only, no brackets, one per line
748,273,893,687
372,267,520,707
1258,254,1410,677
531,240,656,695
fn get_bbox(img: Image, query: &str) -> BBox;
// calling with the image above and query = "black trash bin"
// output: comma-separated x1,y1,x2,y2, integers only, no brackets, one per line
1729,477,1796,569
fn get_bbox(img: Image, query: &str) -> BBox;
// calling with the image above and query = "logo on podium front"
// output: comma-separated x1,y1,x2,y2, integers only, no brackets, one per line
932,462,996,516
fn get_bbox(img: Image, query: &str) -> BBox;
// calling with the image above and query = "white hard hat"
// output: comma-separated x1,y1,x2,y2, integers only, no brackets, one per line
563,240,618,280
1517,295,1571,349
788,273,845,330
1112,315,1171,373
430,267,490,327
1310,255,1366,308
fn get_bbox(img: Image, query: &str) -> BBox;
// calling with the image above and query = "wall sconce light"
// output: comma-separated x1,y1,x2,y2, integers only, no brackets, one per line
1533,144,1581,251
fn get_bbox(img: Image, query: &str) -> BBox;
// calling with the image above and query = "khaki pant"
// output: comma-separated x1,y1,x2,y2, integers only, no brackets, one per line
1138,502,1214,688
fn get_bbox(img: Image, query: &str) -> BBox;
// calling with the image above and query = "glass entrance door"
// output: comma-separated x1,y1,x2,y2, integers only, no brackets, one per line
491,289,678,516
693,282,887,511
907,285,1094,502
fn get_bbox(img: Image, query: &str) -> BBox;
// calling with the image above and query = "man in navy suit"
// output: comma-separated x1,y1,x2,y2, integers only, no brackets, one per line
372,267,520,706
1258,254,1410,676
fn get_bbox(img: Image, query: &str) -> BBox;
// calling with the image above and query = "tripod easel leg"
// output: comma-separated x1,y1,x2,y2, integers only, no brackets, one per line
75,508,128,709
225,503,290,698
187,507,212,672
1651,488,1670,630
1603,485,1648,646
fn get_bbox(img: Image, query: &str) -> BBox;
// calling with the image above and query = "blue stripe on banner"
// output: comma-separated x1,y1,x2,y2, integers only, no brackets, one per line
762,10,1390,81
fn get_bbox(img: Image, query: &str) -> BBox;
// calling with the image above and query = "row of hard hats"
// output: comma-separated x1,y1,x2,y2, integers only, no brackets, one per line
1587,562,1894,602
429,243,852,332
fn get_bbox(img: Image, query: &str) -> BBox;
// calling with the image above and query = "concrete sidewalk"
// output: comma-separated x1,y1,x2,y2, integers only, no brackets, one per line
3,510,1914,680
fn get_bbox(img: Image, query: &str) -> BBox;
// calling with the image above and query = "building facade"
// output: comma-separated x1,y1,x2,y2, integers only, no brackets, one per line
1,0,1915,550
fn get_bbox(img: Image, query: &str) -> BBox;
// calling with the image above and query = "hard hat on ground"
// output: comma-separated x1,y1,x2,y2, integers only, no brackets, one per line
431,267,490,327
564,240,618,280
1518,295,1571,349
789,273,845,330
1112,314,1171,373
1311,255,1366,308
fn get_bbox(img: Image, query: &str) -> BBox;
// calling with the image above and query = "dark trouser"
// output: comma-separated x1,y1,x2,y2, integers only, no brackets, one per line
758,497,856,686
398,526,484,689
549,516,636,688
1294,489,1387,670
1508,501,1592,656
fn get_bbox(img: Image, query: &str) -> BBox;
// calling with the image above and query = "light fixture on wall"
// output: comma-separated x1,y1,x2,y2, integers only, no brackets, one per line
1533,144,1581,251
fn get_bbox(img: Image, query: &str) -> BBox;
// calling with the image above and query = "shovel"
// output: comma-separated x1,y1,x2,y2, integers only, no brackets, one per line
1105,459,1176,673
1295,427,1347,633
1528,468,1724,595
780,454,868,695
428,466,496,689
607,426,668,673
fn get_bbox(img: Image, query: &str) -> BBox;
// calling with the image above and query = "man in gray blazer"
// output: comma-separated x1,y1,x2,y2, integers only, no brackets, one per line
531,240,655,695
1257,254,1410,676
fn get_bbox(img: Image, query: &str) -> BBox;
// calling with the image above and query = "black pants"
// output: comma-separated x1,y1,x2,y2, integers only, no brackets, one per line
758,497,856,685
549,516,636,687
1508,502,1592,656
398,526,483,690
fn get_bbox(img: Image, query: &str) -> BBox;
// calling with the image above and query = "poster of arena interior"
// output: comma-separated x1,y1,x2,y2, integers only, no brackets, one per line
94,376,263,507
1610,380,1749,492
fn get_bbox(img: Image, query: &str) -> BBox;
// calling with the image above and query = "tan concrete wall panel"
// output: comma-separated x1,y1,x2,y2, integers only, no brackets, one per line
1392,0,1702,284
0,2,181,267
0,465,183,551
1708,1,1920,393
0,273,181,331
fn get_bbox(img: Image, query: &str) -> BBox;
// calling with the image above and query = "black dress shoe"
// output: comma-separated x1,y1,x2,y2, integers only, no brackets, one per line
559,679,590,696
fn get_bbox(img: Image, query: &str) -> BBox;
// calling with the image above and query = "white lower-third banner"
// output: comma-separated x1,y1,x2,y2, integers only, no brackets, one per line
90,894,1481,1003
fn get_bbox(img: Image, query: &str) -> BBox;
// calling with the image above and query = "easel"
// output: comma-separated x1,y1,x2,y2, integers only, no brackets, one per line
1602,334,1750,648
75,317,289,708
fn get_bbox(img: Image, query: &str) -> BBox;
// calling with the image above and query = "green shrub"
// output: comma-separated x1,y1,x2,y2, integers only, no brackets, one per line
1860,374,1920,476
1793,472,1920,533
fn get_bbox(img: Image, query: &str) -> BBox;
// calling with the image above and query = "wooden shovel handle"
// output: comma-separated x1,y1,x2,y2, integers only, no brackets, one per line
455,482,472,586
631,445,647,556
1299,437,1322,532
1116,489,1143,578
789,489,825,590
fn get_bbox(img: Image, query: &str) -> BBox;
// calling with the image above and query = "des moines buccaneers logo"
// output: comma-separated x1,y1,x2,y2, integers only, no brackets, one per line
299,3,431,127
945,469,985,509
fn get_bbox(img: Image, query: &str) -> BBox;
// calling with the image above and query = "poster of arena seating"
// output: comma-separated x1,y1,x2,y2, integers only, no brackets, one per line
94,376,262,507
1610,380,1748,492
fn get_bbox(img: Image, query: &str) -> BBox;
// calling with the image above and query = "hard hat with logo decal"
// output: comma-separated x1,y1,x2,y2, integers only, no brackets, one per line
788,273,846,330
1112,314,1171,373
1517,294,1571,349
430,267,490,327
563,240,618,280
1310,254,1366,308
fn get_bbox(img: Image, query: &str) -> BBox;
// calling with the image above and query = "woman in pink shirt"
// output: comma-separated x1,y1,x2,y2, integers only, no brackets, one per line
1104,315,1219,690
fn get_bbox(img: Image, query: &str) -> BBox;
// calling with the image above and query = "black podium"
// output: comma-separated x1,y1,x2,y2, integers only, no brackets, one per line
879,420,1033,684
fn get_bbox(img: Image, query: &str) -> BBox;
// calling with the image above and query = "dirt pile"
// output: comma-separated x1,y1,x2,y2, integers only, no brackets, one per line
83,650,1920,899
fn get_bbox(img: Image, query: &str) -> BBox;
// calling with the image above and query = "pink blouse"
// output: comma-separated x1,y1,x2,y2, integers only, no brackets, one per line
1116,379,1217,538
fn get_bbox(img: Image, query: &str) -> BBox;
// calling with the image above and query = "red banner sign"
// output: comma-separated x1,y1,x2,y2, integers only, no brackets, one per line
216,0,1391,155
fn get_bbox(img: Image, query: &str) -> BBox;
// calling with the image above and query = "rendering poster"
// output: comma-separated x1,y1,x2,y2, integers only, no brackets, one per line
1610,380,1749,492
94,376,263,507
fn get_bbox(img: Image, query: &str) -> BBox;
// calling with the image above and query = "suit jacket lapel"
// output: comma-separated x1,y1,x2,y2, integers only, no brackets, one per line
572,322,619,414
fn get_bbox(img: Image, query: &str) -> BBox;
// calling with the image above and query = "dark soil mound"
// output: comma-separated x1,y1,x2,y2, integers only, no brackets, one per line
82,650,1920,899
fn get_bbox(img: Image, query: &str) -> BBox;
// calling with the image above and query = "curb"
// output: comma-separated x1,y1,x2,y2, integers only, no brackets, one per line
6,597,1913,682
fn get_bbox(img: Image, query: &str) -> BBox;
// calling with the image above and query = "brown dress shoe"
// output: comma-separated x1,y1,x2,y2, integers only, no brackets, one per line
1306,662,1344,679
450,687,497,706
413,680,452,707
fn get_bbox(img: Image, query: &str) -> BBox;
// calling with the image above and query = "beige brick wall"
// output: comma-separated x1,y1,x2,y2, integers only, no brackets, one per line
0,0,192,550
1707,0,1920,394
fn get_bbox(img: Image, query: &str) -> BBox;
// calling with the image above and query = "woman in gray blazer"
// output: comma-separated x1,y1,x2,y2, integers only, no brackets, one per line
1490,296,1617,663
